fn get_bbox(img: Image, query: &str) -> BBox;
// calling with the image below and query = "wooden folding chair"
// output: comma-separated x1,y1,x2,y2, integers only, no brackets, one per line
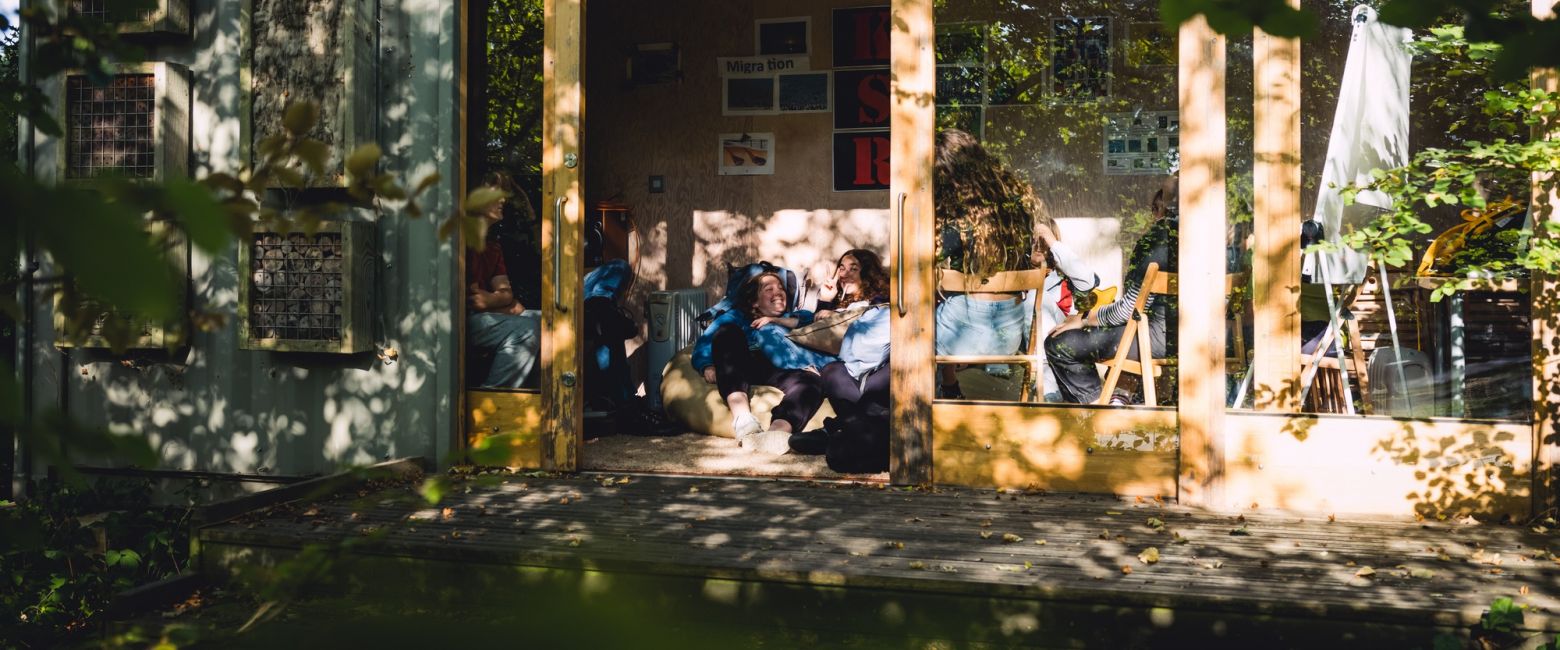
933,264,1051,402
1298,277,1372,414
1094,262,1176,405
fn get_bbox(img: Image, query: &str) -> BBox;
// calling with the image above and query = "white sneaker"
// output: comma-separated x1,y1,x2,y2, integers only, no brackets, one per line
746,429,793,455
731,413,762,445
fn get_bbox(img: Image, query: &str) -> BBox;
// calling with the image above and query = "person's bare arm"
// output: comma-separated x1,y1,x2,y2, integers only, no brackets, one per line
469,274,518,312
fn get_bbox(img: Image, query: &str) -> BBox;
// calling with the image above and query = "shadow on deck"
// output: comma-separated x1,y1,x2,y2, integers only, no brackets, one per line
197,471,1560,647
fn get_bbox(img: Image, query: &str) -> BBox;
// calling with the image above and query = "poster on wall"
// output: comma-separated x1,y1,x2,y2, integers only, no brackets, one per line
1103,111,1178,175
1052,16,1112,99
832,6,890,68
724,77,777,115
833,131,889,191
833,68,890,130
719,133,775,176
778,71,831,112
757,17,810,56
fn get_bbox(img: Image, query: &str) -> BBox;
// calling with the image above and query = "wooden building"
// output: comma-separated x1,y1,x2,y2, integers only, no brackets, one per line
15,0,1560,521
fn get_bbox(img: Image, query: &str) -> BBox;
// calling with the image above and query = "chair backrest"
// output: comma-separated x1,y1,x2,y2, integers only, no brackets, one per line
936,265,1050,356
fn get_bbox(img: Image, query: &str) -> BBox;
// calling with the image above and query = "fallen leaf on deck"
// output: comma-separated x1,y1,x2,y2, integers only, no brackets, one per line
1138,547,1161,564
885,541,905,550
1230,527,1250,536
1201,560,1223,570
1146,517,1166,532
980,519,992,528
1327,514,1336,523
568,537,582,547
441,507,455,520
1355,566,1376,578
908,561,926,570
979,531,993,539
1106,511,1123,516
1002,533,1023,543
1411,568,1436,579
1099,529,1110,540
1035,539,1048,545
689,487,699,493
1121,565,1133,575
1171,531,1188,544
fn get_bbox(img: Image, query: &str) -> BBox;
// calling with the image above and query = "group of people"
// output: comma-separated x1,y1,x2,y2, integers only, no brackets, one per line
690,128,1181,458
466,171,668,434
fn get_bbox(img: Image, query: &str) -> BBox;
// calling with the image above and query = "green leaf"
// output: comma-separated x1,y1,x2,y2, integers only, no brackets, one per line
295,140,331,177
465,187,509,215
346,143,383,180
282,102,321,137
418,478,446,505
163,178,232,254
15,181,178,321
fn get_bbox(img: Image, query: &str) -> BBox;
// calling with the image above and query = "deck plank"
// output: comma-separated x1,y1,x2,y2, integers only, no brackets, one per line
200,474,1560,633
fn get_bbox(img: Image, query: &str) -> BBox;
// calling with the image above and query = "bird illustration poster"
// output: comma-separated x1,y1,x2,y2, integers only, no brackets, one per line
718,133,775,176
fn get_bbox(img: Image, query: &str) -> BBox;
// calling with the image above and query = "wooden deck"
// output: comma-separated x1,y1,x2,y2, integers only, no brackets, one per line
199,472,1560,646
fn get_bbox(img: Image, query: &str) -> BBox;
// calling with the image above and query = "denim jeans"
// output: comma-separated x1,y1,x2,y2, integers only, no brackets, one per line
469,310,540,389
934,294,1026,356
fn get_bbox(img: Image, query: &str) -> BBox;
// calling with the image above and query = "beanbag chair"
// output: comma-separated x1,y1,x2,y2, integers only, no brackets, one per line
660,346,834,438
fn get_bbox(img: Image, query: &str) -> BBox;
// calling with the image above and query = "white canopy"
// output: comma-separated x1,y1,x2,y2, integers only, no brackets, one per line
1304,5,1414,284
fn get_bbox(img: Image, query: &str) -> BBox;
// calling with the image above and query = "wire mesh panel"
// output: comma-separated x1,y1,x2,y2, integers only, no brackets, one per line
248,231,348,343
240,221,373,353
66,74,157,179
70,0,157,22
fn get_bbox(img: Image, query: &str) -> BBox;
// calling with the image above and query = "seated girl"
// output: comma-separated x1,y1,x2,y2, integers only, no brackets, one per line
932,128,1098,399
792,250,892,456
691,272,837,454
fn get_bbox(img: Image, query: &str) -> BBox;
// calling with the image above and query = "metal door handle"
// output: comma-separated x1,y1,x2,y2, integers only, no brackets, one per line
554,196,567,312
896,192,907,317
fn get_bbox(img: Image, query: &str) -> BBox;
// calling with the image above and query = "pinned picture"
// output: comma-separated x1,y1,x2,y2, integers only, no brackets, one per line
719,133,775,176
757,17,810,56
778,71,830,112
724,77,777,115
628,42,681,85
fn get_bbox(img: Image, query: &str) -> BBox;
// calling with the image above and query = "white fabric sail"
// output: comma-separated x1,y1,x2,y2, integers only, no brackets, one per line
1304,5,1413,284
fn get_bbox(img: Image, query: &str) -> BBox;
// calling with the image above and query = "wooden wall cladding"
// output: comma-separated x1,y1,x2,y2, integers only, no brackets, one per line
932,403,1178,496
1222,412,1532,519
466,390,546,468
248,0,377,186
586,0,889,313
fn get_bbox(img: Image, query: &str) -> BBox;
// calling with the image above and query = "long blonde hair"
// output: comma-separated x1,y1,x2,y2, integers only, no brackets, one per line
933,129,1055,278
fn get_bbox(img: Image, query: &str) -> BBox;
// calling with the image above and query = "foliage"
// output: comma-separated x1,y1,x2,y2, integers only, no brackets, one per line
0,479,191,647
1326,26,1558,301
1163,0,1558,78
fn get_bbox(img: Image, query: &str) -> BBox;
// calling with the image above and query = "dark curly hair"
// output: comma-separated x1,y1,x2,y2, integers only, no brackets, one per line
933,129,1057,279
737,271,786,319
835,249,889,306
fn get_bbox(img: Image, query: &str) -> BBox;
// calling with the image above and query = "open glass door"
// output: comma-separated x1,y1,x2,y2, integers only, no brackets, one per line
463,0,584,470
894,0,1187,495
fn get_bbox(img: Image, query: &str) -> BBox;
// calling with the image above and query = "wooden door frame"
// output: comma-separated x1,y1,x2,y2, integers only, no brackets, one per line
457,0,584,471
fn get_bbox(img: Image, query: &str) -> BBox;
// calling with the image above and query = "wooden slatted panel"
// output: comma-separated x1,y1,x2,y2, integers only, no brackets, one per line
201,474,1560,633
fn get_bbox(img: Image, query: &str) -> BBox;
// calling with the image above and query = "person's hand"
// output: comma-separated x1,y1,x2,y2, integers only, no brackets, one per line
751,315,777,330
702,367,718,384
1049,312,1085,337
1034,222,1059,246
504,300,526,315
818,278,839,304
468,284,494,311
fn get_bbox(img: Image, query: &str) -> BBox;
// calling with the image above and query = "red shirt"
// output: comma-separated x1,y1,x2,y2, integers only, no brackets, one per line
467,241,508,293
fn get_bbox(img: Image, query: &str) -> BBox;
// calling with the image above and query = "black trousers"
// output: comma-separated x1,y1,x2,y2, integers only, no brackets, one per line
819,359,890,421
1045,320,1169,405
711,325,824,432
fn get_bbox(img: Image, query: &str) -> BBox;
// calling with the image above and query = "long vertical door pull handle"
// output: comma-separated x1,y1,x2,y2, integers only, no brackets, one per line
554,196,568,312
896,192,908,317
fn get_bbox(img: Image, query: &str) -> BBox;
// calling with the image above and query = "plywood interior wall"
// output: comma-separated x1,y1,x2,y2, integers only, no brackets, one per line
587,0,1189,386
